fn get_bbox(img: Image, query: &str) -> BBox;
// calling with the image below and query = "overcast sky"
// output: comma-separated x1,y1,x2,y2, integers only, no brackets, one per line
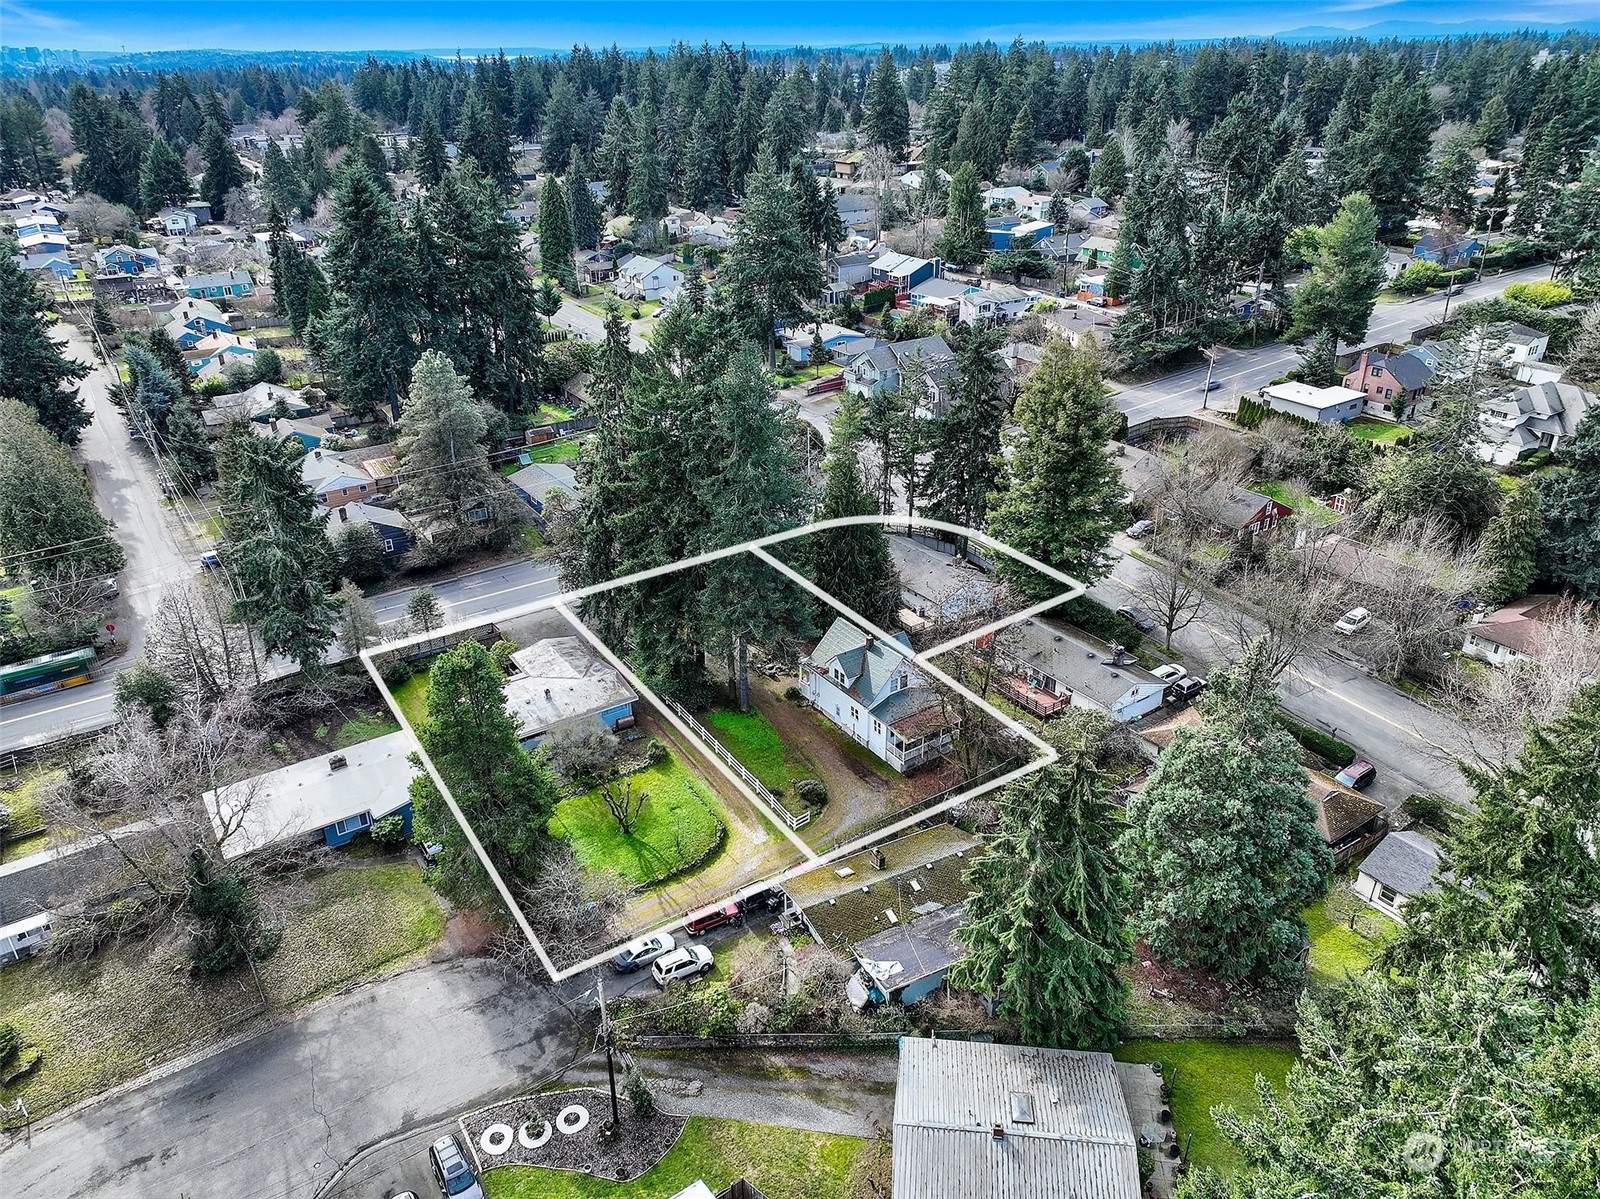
3,0,1597,53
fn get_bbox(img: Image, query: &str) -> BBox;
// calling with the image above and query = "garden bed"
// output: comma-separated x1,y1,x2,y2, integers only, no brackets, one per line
463,1087,684,1183
549,752,727,887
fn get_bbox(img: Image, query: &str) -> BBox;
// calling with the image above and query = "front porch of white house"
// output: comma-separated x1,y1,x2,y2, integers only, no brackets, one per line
883,706,959,773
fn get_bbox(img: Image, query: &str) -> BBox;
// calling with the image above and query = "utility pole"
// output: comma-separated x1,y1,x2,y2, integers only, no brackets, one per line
1200,346,1218,410
597,973,621,1131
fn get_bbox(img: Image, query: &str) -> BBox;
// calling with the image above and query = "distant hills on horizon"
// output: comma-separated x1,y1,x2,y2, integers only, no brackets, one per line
5,14,1598,69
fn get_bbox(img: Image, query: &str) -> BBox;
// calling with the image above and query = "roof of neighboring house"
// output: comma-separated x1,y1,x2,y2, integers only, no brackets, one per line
1309,772,1385,845
206,731,416,860
164,297,230,328
1358,829,1443,898
1264,381,1367,411
185,269,253,291
1007,619,1164,710
502,635,638,739
910,277,967,301
783,824,980,948
781,321,858,346
857,334,956,379
1204,482,1286,529
1478,382,1597,456
888,534,999,622
617,254,680,281
1365,348,1436,392
870,250,935,278
508,461,578,506
969,284,1035,306
853,901,967,992
206,381,312,427
892,1037,1141,1199
328,501,413,534
1464,593,1562,656
1415,230,1479,255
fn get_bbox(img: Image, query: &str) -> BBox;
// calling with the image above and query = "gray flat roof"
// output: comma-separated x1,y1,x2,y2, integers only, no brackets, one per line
502,636,637,739
892,1037,1140,1199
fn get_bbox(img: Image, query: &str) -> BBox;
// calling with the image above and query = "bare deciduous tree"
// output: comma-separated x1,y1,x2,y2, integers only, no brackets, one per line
1129,528,1216,650
145,581,261,707
1346,514,1486,681
542,720,621,788
1216,535,1352,679
494,841,632,971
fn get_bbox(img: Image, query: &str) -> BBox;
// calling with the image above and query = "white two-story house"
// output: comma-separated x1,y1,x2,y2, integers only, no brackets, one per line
800,617,954,774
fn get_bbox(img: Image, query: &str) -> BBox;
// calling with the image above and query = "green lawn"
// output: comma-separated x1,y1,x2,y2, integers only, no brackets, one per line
1305,896,1395,991
483,1117,865,1199
1254,480,1340,528
330,710,401,748
526,439,580,464
1114,1039,1298,1175
1347,418,1410,444
391,670,431,728
531,402,574,426
549,752,726,886
705,706,818,796
0,768,60,862
0,864,443,1117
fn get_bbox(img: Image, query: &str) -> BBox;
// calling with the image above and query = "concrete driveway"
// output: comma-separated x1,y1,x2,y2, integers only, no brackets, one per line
0,960,591,1199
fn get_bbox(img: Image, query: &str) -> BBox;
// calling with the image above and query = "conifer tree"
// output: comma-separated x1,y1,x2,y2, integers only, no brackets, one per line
1087,137,1127,202
625,97,669,240
199,118,247,222
1476,480,1542,607
919,326,1007,548
0,245,90,443
862,49,910,158
1286,192,1387,345
163,394,216,486
987,334,1125,596
414,108,448,188
538,175,578,292
258,139,304,216
720,147,824,367
0,398,124,579
954,731,1129,1050
566,149,600,252
935,162,989,266
804,419,902,628
1121,640,1330,989
138,134,190,214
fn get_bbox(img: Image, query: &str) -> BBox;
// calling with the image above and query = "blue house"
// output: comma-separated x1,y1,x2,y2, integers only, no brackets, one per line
205,732,416,859
508,461,578,533
1412,231,1482,269
184,268,254,299
328,501,416,558
93,244,159,275
987,218,1054,251
868,251,941,292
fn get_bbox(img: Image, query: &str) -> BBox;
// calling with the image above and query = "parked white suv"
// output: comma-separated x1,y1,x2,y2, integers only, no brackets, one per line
651,945,714,987
1334,607,1373,635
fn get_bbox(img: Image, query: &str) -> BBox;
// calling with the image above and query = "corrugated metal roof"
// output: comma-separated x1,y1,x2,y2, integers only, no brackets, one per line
893,1038,1140,1199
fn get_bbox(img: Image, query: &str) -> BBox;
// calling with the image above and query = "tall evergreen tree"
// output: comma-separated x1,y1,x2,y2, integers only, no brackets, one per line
1475,93,1511,156
566,149,600,252
0,245,90,443
862,49,910,158
312,164,420,421
217,431,337,672
986,334,1125,596
138,135,191,215
163,394,216,486
1538,409,1600,600
1087,137,1127,202
258,139,305,217
1286,192,1387,345
1120,640,1330,989
803,413,902,628
720,147,824,367
625,96,669,239
0,398,124,580
198,118,248,222
935,162,989,266
1476,480,1543,607
413,108,448,188
953,730,1129,1050
919,326,1007,548
538,175,578,291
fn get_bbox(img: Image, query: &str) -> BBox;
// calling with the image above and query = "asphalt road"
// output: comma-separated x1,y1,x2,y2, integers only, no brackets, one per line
0,328,192,755
1091,539,1473,807
0,960,591,1199
367,558,564,634
1110,262,1558,422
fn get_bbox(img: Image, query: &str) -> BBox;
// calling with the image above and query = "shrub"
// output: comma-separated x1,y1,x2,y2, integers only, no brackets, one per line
0,1024,20,1070
1034,298,1060,313
1504,281,1572,309
624,1066,656,1117
488,639,516,672
862,285,897,315
783,684,802,702
629,307,642,320
794,778,829,807
1234,396,1269,429
370,813,410,847
1402,792,1455,831
1061,596,1143,652
376,652,414,686
1274,712,1357,768
1389,260,1444,294
642,737,668,767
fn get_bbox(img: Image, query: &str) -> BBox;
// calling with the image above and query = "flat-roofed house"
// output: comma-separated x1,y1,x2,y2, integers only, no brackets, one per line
500,634,638,748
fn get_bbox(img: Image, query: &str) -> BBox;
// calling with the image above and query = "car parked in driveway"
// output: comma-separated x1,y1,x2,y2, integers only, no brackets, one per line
1335,759,1378,790
1116,605,1158,634
1334,607,1372,635
684,900,741,934
1169,676,1207,703
652,945,714,987
612,931,676,974
1151,663,1187,683
1125,519,1156,539
428,1134,483,1199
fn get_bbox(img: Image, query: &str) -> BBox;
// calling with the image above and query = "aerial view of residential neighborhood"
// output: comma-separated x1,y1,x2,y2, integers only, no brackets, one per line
2,0,1600,1194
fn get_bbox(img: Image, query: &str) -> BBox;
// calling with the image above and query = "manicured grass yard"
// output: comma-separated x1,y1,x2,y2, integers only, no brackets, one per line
1347,418,1410,444
1254,480,1339,528
704,706,819,796
1114,1039,1297,1174
549,752,726,887
390,669,431,728
526,439,580,464
1304,896,1395,991
483,1116,865,1199
0,768,59,861
0,864,443,1117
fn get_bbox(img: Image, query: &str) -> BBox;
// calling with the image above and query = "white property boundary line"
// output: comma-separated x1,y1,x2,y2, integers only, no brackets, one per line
359,516,1085,982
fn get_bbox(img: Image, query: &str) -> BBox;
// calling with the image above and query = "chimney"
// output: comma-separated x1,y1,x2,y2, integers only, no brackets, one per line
328,754,348,772
544,688,552,701
338,506,349,523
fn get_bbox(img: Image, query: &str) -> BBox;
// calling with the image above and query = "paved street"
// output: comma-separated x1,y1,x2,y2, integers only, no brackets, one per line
0,960,591,1199
368,558,563,632
1110,262,1557,422
1090,540,1472,806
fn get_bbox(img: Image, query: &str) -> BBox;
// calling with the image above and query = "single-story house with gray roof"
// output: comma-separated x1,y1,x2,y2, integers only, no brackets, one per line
998,618,1166,723
1354,829,1442,922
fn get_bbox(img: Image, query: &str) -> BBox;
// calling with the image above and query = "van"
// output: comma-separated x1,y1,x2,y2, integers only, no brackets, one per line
684,901,741,935
428,1134,484,1199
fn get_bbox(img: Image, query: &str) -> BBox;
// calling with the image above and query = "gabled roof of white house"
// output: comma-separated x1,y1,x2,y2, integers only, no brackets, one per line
1358,830,1442,898
808,616,916,703
617,254,680,281
207,732,417,860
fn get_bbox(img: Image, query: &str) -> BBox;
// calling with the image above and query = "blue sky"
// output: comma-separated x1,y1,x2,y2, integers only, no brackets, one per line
3,0,1596,53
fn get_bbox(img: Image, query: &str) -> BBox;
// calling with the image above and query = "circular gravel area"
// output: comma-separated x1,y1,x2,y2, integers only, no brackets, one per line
461,1086,687,1182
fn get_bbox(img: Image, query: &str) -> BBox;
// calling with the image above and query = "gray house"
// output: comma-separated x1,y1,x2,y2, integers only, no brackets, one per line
843,335,956,412
998,619,1167,723
1354,830,1442,923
